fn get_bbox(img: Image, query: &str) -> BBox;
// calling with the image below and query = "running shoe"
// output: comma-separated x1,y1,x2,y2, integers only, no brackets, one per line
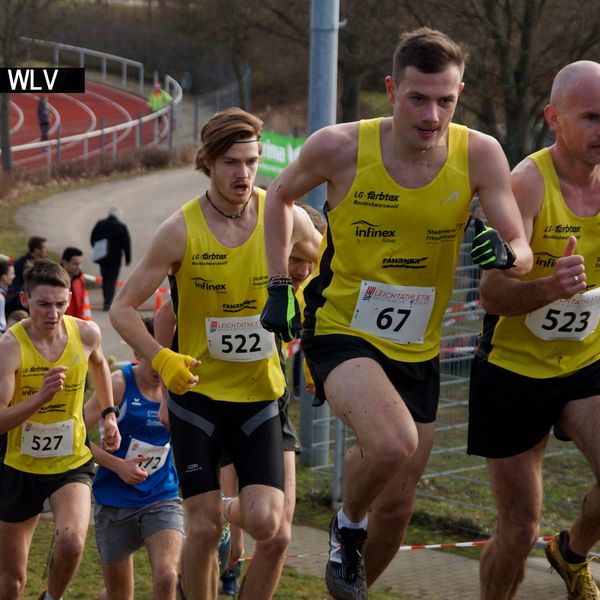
325,515,367,600
546,531,600,599
221,561,242,596
218,523,232,575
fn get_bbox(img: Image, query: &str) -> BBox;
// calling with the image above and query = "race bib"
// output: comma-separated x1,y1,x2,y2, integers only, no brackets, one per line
125,437,170,476
350,281,436,344
525,287,600,341
21,419,74,458
206,315,276,361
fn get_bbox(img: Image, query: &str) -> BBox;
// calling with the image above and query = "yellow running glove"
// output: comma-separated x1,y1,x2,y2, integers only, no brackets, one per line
151,348,198,395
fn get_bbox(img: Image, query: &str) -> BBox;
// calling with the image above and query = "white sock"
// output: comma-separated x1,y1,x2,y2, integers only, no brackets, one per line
45,593,60,600
337,507,367,530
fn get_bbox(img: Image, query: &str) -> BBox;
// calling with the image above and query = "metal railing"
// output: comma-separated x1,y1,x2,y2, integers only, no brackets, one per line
11,38,182,174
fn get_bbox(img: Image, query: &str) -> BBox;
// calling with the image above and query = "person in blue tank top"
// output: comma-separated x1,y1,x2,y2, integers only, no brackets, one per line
84,316,184,600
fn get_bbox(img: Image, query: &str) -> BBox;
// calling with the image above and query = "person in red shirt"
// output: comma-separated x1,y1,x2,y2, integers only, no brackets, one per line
61,247,87,320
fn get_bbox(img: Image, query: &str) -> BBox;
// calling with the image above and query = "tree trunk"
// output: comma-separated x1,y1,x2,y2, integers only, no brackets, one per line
0,93,12,173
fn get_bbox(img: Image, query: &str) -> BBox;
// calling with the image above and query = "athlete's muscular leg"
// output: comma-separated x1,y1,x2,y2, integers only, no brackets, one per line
48,482,92,599
181,491,222,600
324,357,419,523
0,515,39,599
479,437,547,600
146,528,184,600
239,451,296,599
560,395,600,555
365,422,435,586
238,484,284,542
99,555,135,600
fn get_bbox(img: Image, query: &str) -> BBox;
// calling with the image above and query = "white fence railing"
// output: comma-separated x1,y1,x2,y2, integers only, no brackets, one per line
11,38,182,173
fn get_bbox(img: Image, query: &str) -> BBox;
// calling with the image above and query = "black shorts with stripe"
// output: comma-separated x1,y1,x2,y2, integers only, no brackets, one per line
168,392,284,499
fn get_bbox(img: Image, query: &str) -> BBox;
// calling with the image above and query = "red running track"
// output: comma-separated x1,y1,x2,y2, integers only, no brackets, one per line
9,81,165,169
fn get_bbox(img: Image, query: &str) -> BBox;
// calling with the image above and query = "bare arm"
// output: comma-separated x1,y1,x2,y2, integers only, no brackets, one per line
479,157,585,315
154,298,176,349
153,298,176,428
265,124,354,276
81,320,120,451
84,370,149,484
0,333,68,435
470,131,533,276
290,204,322,265
110,211,186,362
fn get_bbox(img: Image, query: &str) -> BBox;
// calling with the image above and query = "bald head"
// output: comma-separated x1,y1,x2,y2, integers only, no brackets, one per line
550,60,600,107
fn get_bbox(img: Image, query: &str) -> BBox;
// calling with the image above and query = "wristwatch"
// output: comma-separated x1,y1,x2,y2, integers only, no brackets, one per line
101,405,120,419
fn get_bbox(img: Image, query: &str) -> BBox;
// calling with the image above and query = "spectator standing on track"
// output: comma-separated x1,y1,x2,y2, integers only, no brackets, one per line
147,82,173,114
469,60,600,600
91,207,131,311
110,107,320,600
0,259,120,600
61,247,88,320
261,27,532,600
84,316,184,600
38,94,50,142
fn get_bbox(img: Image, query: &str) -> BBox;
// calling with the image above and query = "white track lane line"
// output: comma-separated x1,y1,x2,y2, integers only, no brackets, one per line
15,93,97,166
8,100,24,135
15,86,148,166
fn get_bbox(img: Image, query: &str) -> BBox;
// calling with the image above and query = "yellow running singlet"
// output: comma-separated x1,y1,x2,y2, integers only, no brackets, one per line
5,316,91,474
488,148,600,378
305,118,472,362
171,189,285,402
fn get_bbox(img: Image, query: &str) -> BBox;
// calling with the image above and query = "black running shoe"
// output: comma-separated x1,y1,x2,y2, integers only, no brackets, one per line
325,515,368,600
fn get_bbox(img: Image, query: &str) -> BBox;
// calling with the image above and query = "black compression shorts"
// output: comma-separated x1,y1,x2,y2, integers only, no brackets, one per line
168,392,284,499
302,333,440,423
468,356,600,458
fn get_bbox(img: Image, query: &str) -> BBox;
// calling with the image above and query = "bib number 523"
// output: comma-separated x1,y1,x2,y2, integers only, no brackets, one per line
541,308,590,334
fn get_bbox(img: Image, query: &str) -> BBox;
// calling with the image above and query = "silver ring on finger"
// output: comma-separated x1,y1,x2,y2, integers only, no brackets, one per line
574,274,579,283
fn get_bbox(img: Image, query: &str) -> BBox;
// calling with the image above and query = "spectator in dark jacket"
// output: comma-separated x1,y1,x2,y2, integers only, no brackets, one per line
90,207,131,310
10,236,48,296
6,236,48,317
38,94,50,141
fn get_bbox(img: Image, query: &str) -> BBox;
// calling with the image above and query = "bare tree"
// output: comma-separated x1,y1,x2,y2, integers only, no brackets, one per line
0,0,59,172
399,0,600,164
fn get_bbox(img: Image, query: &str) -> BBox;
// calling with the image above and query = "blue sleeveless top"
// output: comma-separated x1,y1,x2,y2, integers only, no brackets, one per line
92,364,179,507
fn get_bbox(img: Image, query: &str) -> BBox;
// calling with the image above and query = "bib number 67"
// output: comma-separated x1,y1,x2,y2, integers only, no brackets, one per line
376,307,411,332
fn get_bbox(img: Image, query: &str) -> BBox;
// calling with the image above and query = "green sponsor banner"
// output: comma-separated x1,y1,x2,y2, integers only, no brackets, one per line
258,130,305,179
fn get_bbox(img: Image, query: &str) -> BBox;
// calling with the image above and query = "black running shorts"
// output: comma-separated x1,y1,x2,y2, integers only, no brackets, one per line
221,388,300,468
168,392,284,499
302,333,440,423
0,459,94,522
468,356,600,458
